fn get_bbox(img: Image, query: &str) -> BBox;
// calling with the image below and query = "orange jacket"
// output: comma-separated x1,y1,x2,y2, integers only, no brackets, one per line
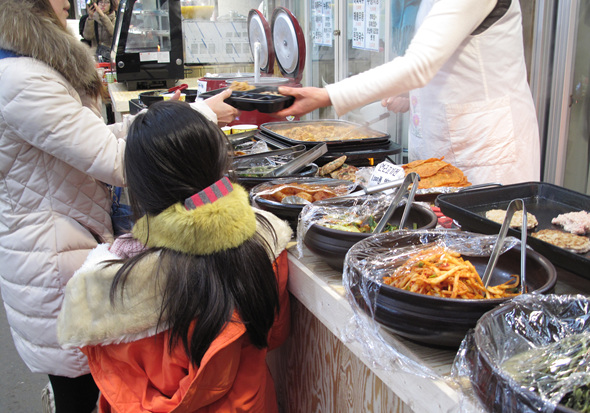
81,251,290,413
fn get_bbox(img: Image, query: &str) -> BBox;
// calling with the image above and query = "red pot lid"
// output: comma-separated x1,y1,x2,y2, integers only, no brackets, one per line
247,10,275,75
271,7,305,82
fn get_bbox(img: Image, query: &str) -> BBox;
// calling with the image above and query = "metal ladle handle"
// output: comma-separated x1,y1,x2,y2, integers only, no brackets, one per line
482,199,527,291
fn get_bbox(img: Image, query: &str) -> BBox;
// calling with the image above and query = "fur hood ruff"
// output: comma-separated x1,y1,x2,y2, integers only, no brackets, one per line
0,0,101,95
57,209,293,349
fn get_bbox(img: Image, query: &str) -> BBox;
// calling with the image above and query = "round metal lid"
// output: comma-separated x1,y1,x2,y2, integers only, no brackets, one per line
271,7,305,81
202,72,255,80
247,10,274,74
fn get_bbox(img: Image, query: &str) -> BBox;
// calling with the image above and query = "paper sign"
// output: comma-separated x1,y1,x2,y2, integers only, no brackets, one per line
368,161,405,187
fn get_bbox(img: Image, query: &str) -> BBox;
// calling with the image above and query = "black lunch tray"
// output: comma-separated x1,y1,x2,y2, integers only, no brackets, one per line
260,119,391,146
198,87,294,113
436,182,590,279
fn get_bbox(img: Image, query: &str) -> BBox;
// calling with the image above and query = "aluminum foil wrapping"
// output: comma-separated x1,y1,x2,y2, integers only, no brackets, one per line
453,294,590,413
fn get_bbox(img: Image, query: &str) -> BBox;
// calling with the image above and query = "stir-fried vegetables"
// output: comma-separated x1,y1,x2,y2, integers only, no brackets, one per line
503,332,590,411
382,245,521,299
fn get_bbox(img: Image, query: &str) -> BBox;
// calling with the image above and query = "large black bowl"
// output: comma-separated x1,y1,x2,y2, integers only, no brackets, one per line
303,203,438,271
345,231,557,348
464,294,589,413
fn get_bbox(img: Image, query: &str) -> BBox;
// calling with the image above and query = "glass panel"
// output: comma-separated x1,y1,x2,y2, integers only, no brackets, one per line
309,0,336,119
564,3,590,194
345,0,387,79
126,0,171,53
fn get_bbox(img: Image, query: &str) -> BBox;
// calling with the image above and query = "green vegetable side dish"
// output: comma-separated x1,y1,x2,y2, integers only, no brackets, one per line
502,332,590,411
236,165,276,177
320,214,418,233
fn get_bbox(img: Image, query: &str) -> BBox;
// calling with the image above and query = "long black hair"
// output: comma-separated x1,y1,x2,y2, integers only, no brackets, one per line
111,100,279,366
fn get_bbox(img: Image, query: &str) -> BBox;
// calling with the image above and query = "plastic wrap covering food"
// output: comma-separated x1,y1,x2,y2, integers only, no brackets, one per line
296,193,399,257
251,177,356,205
453,294,590,413
332,230,522,400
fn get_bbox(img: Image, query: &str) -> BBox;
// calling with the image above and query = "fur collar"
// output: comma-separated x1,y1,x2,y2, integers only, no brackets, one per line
57,209,292,348
0,0,102,96
133,185,258,256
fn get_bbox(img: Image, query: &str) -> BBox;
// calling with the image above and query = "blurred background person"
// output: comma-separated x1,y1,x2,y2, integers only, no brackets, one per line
82,0,116,61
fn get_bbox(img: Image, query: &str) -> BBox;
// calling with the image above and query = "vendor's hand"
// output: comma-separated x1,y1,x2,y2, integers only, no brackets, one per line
381,93,410,113
204,88,240,127
275,86,331,118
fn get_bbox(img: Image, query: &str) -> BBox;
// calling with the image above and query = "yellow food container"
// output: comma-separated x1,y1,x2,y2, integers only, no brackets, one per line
231,124,258,134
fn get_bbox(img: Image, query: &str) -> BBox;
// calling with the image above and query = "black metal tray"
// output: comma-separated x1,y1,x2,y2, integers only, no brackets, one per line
260,119,391,146
316,139,401,165
436,182,590,279
198,86,294,113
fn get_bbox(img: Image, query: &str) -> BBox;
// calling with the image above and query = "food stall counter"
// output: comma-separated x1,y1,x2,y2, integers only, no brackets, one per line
273,242,464,412
275,241,590,412
107,78,202,122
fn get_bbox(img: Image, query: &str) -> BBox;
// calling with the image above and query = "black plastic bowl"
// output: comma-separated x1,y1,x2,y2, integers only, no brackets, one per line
466,295,588,413
303,203,438,270
345,231,557,348
139,89,199,107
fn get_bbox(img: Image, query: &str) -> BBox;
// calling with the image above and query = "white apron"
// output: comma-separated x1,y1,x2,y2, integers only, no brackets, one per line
408,0,541,185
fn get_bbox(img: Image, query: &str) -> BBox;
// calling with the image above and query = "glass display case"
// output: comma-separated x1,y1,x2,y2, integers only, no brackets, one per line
112,0,184,90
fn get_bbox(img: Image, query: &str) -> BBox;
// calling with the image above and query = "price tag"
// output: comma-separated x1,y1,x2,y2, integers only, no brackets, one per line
197,80,208,95
368,161,405,187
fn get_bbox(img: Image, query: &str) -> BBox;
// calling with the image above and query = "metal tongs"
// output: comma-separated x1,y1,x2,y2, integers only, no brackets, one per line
373,172,420,233
346,177,407,197
481,198,527,293
266,143,328,177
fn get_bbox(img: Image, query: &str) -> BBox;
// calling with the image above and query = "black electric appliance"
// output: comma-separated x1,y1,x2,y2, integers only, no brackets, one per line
112,0,184,90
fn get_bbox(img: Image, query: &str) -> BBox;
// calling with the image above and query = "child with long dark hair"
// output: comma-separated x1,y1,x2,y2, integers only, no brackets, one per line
57,100,292,412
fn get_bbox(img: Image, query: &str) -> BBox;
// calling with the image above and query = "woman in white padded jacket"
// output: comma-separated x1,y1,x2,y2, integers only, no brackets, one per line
0,0,237,411
277,0,540,186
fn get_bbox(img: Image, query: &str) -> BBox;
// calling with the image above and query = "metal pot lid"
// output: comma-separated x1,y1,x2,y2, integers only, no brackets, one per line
228,77,289,86
247,10,274,74
202,72,255,80
271,7,305,81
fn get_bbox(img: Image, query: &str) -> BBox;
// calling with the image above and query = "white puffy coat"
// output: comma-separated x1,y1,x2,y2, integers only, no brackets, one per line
0,0,219,377
0,0,130,377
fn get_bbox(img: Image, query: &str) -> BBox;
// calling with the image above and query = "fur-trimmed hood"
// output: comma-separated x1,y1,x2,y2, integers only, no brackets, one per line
0,0,101,96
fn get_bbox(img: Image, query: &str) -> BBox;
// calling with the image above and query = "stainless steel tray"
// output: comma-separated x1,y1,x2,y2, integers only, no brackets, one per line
260,119,390,146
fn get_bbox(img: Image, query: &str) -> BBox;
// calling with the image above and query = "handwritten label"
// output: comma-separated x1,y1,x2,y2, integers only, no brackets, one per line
368,161,405,186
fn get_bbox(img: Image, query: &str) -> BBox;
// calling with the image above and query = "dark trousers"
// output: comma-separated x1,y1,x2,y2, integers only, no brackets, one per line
48,374,99,413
